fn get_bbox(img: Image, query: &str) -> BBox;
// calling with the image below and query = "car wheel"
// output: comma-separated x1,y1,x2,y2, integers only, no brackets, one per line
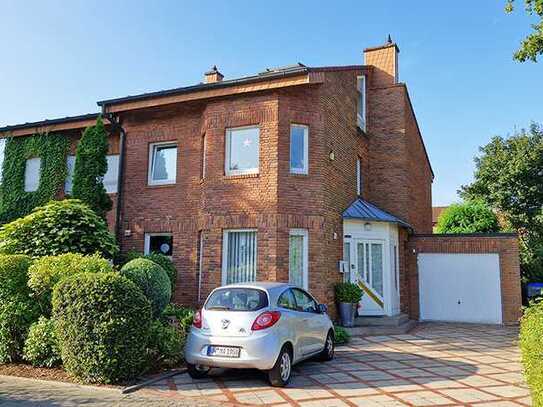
186,363,210,379
268,345,292,387
319,331,335,361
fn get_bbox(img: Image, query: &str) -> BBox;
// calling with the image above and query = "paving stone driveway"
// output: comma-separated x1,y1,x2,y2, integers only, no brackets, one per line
138,323,531,406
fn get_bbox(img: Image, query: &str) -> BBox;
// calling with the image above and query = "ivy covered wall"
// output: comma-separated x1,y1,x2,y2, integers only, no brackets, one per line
0,133,69,224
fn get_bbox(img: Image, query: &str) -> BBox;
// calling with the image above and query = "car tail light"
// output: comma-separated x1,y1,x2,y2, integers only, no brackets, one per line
251,311,281,331
193,309,202,329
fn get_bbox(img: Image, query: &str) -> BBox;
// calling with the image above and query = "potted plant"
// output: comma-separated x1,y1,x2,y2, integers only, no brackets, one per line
335,282,363,327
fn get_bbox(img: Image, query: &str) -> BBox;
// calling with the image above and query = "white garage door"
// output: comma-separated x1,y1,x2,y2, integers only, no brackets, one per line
418,253,502,324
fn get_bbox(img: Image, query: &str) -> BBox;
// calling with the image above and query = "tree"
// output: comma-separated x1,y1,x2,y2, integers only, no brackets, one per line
506,0,543,62
460,123,543,282
436,201,500,234
71,117,112,218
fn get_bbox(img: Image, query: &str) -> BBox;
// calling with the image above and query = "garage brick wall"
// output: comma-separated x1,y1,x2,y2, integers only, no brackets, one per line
406,234,522,325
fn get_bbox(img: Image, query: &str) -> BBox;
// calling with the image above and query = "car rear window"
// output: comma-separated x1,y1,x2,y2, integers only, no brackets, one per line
205,288,268,311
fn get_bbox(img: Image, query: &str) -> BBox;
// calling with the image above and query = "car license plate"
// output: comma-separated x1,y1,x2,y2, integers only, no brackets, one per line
207,346,240,358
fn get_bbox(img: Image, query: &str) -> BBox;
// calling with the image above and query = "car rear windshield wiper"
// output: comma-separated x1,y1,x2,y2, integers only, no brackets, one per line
206,305,232,311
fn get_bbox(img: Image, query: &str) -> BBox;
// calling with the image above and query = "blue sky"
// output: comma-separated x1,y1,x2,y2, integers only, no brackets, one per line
0,0,541,205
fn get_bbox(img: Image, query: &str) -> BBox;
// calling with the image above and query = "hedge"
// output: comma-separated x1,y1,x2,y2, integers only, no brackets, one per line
0,199,118,259
147,320,184,369
28,253,112,315
520,299,543,406
52,272,152,384
23,317,61,368
120,258,171,318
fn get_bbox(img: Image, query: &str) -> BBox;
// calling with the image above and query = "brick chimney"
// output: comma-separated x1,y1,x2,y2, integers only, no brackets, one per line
364,35,399,87
204,65,224,83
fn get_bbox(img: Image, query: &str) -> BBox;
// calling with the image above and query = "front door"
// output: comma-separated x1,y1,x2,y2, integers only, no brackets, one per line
351,239,386,316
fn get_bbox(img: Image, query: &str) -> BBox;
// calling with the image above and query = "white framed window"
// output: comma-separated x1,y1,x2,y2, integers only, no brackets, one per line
222,229,257,285
64,155,76,194
289,229,308,290
104,155,119,193
0,138,6,184
357,75,366,131
148,142,177,185
144,233,173,257
225,126,259,176
290,124,309,174
356,156,362,195
24,157,41,192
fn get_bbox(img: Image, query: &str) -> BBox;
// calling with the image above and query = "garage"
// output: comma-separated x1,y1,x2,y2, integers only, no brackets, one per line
418,253,503,324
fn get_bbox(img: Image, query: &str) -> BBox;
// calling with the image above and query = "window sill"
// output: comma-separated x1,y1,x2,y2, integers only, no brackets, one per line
146,183,177,189
289,171,309,177
224,173,260,180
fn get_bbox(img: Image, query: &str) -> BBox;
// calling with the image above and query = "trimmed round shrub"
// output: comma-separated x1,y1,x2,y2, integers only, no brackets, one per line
147,320,184,369
520,299,543,406
125,251,177,293
28,253,113,315
23,317,61,367
120,258,171,317
436,201,500,234
0,255,40,363
52,272,152,384
0,199,118,259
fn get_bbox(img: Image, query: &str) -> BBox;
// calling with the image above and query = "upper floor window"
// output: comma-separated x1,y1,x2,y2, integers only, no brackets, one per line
357,75,366,131
356,156,362,195
225,126,259,176
148,142,177,185
24,157,41,192
0,138,6,184
290,124,308,174
65,154,119,194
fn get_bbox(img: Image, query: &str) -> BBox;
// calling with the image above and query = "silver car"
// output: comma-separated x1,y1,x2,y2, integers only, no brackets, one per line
184,282,335,386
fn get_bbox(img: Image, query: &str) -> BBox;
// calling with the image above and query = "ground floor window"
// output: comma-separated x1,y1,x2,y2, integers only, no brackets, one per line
289,229,308,289
144,233,173,257
222,229,257,285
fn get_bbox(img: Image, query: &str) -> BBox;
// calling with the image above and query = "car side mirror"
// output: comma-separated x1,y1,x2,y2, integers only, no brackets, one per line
318,303,328,314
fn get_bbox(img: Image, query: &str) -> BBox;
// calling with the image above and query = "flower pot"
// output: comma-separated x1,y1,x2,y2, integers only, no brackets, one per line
338,302,357,327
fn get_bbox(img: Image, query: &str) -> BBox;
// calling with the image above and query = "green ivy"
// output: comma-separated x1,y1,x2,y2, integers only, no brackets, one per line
0,133,69,224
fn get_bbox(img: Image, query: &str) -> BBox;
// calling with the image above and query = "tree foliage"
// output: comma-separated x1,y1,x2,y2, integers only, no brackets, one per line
460,123,543,281
72,117,112,218
506,0,543,62
436,201,500,234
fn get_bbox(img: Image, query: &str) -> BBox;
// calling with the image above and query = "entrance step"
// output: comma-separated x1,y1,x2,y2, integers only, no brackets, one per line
355,313,410,327
343,315,417,337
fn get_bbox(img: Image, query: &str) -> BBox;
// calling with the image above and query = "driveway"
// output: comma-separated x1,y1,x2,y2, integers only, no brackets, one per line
138,323,531,406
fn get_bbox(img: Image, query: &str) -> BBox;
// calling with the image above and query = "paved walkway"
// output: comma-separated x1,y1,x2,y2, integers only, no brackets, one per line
137,323,532,406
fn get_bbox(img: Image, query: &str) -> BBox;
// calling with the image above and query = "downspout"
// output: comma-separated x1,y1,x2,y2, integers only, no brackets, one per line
102,108,126,249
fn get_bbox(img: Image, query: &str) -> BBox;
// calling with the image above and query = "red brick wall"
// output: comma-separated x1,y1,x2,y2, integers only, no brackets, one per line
406,234,522,324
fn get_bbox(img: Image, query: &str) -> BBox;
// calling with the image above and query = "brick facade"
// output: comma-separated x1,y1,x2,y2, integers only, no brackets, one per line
406,234,522,324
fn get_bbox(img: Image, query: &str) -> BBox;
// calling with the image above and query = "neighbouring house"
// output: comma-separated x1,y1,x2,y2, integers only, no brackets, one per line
432,206,448,230
0,39,522,325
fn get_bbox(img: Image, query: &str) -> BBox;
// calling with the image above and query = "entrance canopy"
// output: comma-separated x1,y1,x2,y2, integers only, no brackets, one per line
342,198,411,230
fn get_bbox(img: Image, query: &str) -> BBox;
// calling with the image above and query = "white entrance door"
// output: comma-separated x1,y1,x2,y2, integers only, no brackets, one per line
418,253,502,324
352,239,386,316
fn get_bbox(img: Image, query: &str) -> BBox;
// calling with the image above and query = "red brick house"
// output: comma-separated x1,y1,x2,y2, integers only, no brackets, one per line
0,40,522,324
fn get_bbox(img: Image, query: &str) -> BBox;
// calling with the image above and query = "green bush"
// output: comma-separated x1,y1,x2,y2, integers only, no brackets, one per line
0,200,118,259
124,251,177,293
520,299,543,406
0,300,40,363
52,272,152,384
23,317,61,367
28,253,112,315
162,304,194,333
436,201,500,234
335,282,363,303
0,255,40,363
333,325,351,345
147,320,184,369
71,117,112,219
120,258,171,318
